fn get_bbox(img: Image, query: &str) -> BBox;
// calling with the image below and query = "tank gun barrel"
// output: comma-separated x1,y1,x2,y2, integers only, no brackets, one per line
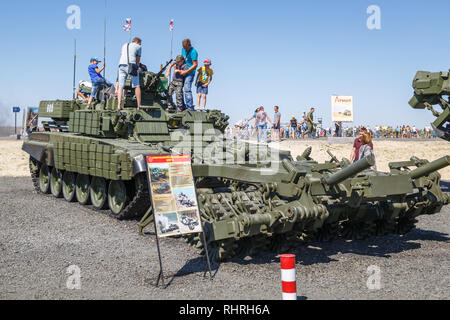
409,156,450,179
323,155,375,185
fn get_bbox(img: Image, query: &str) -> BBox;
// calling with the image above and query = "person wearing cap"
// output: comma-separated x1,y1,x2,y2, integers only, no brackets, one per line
289,115,298,139
165,55,188,111
179,39,198,110
195,59,213,110
86,57,113,109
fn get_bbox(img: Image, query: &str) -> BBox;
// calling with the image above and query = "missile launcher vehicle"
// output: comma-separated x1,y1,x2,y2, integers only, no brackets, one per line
23,65,450,261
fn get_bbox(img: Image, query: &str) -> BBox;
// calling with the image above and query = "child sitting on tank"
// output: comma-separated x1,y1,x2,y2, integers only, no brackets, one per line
165,55,188,111
86,57,113,109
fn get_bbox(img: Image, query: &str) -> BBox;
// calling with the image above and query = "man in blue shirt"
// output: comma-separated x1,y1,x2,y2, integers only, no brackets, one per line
179,39,198,110
86,57,113,109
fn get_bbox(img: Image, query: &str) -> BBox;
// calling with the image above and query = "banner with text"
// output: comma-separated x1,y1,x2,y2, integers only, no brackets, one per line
147,155,203,238
331,95,354,122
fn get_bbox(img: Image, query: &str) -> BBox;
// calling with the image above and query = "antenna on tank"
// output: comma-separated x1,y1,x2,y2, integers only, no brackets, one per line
103,0,107,77
72,38,77,100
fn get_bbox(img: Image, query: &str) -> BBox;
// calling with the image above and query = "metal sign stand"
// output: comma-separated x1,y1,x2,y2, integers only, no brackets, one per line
153,218,166,287
201,231,213,279
152,227,213,288
143,156,214,288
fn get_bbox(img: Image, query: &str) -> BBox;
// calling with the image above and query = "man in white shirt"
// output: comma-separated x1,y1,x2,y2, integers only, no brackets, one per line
117,37,142,110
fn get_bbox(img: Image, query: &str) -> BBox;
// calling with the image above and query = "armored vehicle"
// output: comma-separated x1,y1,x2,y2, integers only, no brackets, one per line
23,65,450,261
342,109,352,117
180,214,200,231
409,70,450,140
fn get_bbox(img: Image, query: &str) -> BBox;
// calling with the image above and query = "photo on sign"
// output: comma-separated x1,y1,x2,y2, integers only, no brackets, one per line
178,209,202,233
170,164,194,187
151,182,172,195
173,187,197,211
153,198,177,213
332,106,352,118
23,107,39,136
150,164,170,183
155,212,180,237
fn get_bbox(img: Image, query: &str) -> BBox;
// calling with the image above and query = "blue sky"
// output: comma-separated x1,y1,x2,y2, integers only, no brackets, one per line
0,0,449,128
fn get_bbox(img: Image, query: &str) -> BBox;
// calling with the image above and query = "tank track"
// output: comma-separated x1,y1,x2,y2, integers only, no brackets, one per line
29,156,150,220
117,173,151,220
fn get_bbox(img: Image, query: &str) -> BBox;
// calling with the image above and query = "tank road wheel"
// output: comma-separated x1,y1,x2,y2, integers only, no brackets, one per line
50,168,63,198
90,177,108,210
39,164,51,194
62,171,77,202
108,180,129,219
76,174,91,205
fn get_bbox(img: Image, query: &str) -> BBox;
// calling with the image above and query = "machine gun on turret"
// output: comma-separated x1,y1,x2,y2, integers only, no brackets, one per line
409,70,450,141
145,59,173,92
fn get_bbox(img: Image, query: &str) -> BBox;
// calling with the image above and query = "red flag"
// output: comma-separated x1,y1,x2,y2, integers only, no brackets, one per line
169,19,174,31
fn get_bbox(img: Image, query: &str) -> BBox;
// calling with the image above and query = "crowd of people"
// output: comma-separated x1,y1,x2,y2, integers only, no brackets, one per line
76,37,213,111
234,106,318,143
335,124,437,139
227,107,439,142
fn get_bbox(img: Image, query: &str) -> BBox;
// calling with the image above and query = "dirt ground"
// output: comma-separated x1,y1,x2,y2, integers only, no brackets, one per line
1,139,450,180
0,140,30,177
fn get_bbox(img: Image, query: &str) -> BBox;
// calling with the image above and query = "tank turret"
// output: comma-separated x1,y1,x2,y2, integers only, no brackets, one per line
409,70,450,140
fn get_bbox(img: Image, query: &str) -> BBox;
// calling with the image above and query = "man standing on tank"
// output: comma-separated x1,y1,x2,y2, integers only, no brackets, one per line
117,37,142,111
179,39,198,110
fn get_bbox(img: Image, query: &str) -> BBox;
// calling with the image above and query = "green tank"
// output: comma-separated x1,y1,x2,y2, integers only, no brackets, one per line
409,70,450,140
23,64,450,261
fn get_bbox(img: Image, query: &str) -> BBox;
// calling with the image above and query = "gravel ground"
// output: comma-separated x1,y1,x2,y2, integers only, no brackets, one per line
1,177,449,300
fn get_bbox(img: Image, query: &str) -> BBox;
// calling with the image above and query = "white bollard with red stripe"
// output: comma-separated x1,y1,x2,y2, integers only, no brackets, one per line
280,254,297,300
